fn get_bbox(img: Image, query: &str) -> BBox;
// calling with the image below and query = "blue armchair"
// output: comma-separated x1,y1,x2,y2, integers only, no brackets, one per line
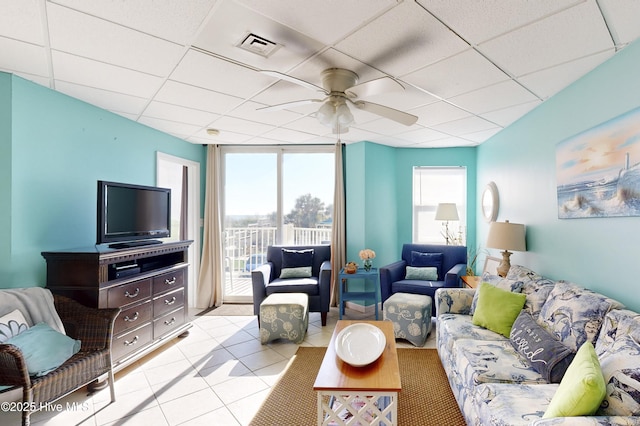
380,244,467,316
252,245,331,326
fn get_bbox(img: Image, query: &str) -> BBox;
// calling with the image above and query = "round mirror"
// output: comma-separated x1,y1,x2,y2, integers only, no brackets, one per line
482,182,499,222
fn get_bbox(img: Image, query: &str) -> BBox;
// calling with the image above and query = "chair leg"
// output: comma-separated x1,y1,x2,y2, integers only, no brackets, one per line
321,312,327,326
108,368,116,403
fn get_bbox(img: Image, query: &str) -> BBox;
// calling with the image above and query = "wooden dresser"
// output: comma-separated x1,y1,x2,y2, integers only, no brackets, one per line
42,240,192,371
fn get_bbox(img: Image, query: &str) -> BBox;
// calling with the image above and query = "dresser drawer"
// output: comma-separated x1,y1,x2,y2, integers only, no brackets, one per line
108,279,152,308
153,288,184,318
114,300,152,335
112,323,153,361
153,307,186,338
152,269,185,296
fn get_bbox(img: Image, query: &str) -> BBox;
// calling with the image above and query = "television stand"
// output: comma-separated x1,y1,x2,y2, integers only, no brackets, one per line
109,240,162,249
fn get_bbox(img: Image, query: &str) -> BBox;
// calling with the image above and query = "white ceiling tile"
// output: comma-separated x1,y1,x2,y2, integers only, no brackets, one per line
284,116,333,135
251,80,324,110
463,127,503,143
52,0,217,44
396,126,450,143
193,0,324,73
55,81,149,115
448,80,539,115
478,1,614,77
235,0,397,45
190,128,254,144
0,37,49,77
599,0,640,45
47,4,184,77
210,115,275,136
518,50,615,99
142,101,219,126
155,80,244,114
431,116,497,136
262,127,316,143
337,127,382,143
52,51,165,98
137,116,201,137
0,0,44,45
402,49,509,99
411,102,471,127
353,118,421,136
363,83,438,111
335,1,469,77
480,100,542,127
170,49,275,98
418,136,477,148
417,0,583,44
228,101,303,126
10,72,51,88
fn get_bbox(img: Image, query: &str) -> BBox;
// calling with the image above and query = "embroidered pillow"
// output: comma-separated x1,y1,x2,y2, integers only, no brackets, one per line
405,266,438,281
0,309,29,343
509,311,575,383
410,252,442,279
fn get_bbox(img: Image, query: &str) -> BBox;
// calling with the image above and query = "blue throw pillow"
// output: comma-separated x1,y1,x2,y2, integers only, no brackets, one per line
282,248,314,269
6,322,81,377
410,251,443,280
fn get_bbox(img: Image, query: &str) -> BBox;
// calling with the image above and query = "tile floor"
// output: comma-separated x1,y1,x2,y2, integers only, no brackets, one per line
1,306,437,426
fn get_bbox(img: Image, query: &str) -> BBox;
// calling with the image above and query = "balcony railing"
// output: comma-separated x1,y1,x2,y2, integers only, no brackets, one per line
223,225,332,296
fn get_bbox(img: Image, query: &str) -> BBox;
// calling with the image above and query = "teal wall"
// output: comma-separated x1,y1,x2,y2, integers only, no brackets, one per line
477,39,640,311
1,73,206,288
0,74,12,278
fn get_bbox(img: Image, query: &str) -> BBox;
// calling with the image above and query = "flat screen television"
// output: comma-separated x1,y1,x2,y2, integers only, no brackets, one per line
97,180,171,247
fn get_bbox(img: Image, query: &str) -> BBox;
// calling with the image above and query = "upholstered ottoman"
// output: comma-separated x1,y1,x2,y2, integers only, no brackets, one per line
383,292,432,346
259,293,309,344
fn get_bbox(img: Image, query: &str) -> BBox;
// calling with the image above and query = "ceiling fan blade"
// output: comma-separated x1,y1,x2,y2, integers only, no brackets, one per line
345,77,404,99
257,99,324,112
353,100,418,126
259,70,327,93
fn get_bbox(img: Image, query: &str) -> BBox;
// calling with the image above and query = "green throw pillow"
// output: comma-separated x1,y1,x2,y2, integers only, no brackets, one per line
405,266,438,281
5,322,81,377
472,282,526,337
280,266,312,279
543,341,606,418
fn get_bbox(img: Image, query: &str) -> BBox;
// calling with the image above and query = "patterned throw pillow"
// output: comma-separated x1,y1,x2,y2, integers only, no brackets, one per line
405,266,438,281
0,309,29,343
538,281,623,352
598,333,640,416
509,311,575,383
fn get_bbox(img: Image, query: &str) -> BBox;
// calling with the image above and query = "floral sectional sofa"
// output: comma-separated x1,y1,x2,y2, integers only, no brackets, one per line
435,265,640,425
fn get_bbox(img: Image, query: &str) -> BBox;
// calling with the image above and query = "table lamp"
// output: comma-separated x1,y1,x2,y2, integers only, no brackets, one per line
486,220,526,277
435,203,459,245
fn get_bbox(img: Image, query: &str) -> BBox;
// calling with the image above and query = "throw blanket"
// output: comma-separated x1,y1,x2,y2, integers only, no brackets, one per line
0,287,65,334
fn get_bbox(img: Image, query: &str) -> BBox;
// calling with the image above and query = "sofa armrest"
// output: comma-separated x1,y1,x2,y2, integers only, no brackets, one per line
54,295,120,352
435,288,475,316
379,260,407,303
532,417,640,425
252,262,273,315
0,343,31,390
318,260,332,311
444,263,466,287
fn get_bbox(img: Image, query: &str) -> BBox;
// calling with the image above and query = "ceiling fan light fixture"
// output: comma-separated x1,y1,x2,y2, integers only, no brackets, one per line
317,102,336,127
336,103,354,126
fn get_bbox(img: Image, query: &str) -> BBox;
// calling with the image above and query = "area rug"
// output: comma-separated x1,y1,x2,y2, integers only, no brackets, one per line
196,304,254,316
249,346,465,426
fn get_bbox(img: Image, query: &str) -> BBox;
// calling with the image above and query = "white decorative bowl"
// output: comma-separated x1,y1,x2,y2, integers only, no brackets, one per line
334,323,386,367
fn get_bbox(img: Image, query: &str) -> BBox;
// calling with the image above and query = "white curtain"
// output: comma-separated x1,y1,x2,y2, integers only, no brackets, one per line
330,142,346,307
196,145,224,309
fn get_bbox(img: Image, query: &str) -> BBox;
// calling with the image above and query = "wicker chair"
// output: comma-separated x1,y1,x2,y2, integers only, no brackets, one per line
0,295,120,426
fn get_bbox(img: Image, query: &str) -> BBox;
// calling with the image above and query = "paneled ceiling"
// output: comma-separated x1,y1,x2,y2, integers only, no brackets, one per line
1,0,639,147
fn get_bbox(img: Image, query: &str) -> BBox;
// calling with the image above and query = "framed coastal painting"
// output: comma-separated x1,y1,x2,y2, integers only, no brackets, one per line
556,105,640,219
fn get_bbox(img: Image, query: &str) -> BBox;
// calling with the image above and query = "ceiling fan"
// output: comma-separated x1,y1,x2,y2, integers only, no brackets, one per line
258,68,418,133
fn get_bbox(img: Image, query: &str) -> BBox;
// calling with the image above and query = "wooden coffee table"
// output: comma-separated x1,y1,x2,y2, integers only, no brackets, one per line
313,320,401,426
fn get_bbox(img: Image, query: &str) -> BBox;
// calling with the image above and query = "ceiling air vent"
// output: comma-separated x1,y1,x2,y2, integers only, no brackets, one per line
237,33,280,58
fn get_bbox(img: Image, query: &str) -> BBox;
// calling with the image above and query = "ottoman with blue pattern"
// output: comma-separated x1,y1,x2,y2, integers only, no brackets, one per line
259,293,309,344
383,292,432,346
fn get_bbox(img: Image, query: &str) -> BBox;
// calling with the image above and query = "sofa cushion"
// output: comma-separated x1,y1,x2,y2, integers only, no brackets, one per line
598,331,640,416
595,309,640,357
473,283,526,338
410,251,443,279
279,266,312,279
437,314,508,355
6,322,81,377
543,341,606,418
266,278,319,296
475,383,557,426
538,281,623,352
281,248,314,268
405,266,438,281
509,311,575,383
0,309,29,343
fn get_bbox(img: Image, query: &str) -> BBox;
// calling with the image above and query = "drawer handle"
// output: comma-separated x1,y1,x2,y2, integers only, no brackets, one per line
124,312,139,322
164,297,177,306
124,288,140,298
164,277,177,286
164,317,176,326
124,336,139,346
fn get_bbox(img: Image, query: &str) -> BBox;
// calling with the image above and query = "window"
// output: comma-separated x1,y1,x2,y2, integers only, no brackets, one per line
221,146,334,301
413,167,467,244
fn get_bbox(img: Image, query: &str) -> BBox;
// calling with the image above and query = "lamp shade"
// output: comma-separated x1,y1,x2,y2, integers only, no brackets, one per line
435,203,459,221
486,220,526,251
